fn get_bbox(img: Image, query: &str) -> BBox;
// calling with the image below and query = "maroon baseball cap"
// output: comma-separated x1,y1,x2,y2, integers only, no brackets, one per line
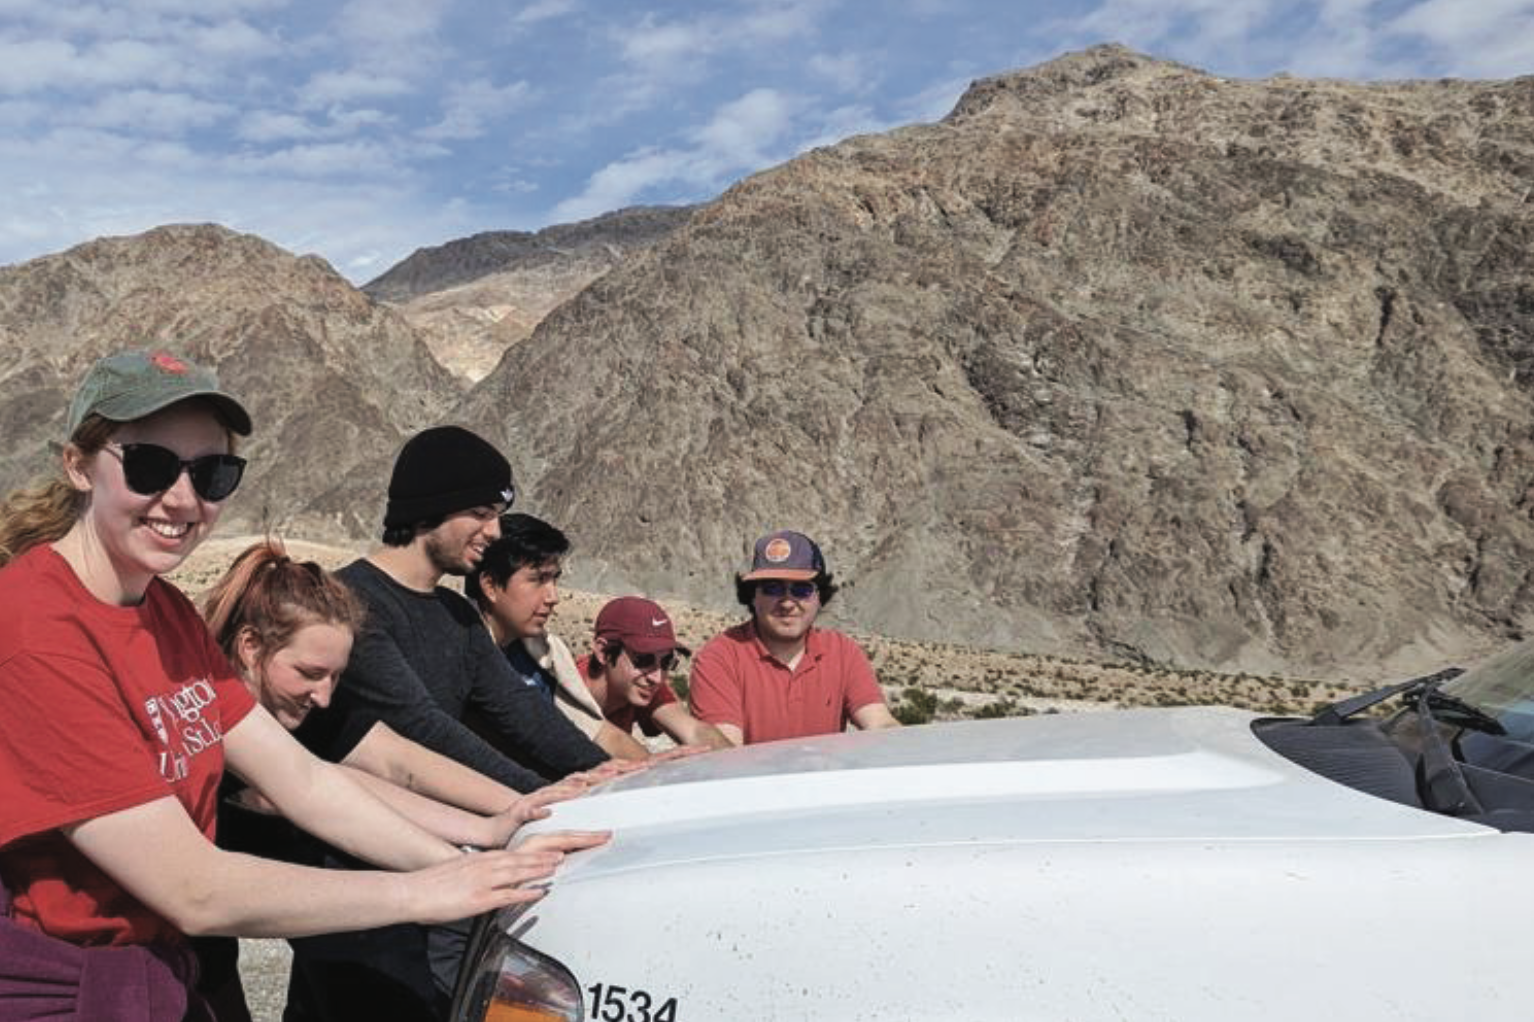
741,529,825,581
594,596,690,656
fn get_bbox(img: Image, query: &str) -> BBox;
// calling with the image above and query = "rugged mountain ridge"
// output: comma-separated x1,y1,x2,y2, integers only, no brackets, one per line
454,45,1534,678
0,224,461,541
3,47,1532,679
363,205,698,302
364,206,697,381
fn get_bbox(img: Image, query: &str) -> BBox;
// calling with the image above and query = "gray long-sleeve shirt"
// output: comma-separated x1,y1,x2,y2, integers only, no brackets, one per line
334,559,607,792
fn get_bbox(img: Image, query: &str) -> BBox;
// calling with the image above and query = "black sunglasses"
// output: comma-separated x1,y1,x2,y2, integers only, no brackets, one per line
758,579,818,600
627,649,680,673
104,443,247,502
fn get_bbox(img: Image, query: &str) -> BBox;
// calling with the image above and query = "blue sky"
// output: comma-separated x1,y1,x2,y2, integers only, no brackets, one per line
1,0,1530,284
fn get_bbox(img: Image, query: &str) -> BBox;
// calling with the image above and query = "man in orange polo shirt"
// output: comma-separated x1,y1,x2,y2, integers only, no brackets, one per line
688,529,901,745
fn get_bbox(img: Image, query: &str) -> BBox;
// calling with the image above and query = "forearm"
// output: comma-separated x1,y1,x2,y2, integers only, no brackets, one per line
226,710,458,871
344,724,520,816
471,641,608,776
168,849,419,937
654,705,733,751
67,797,565,939
593,721,652,761
339,765,495,848
851,702,902,731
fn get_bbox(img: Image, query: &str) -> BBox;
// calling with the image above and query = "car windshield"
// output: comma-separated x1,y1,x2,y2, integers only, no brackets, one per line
1439,639,1534,743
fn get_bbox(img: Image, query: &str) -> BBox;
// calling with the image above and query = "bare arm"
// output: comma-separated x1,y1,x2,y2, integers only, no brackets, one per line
714,722,744,746
650,704,734,751
225,708,463,870
337,765,501,849
64,796,581,938
338,765,588,849
341,721,522,816
851,702,902,731
592,720,653,761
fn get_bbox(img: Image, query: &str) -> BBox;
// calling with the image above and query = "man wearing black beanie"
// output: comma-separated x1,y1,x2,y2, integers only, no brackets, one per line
329,425,608,791
297,426,610,1018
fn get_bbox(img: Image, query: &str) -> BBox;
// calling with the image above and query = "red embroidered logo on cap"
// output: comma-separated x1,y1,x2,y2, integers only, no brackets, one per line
149,352,189,375
763,537,793,562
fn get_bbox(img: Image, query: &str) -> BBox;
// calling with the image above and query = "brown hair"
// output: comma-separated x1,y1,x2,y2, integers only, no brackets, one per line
202,539,366,671
0,396,246,568
0,415,118,567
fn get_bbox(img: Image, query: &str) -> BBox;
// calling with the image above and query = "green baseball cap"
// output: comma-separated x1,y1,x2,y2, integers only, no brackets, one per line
67,350,252,436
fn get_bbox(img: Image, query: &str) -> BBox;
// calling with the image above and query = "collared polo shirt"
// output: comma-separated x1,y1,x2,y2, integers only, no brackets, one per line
688,621,885,744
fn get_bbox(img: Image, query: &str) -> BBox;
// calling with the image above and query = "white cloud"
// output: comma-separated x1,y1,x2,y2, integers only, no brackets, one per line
78,90,233,134
800,103,892,150
0,39,78,94
808,51,871,93
232,140,405,177
1070,0,1276,57
190,18,282,59
897,73,974,123
692,88,799,162
237,110,319,143
420,78,533,141
334,0,450,52
1389,0,1534,77
299,69,413,108
511,0,579,27
551,87,806,221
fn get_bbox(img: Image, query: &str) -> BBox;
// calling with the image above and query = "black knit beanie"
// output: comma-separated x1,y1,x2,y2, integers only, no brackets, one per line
383,425,515,529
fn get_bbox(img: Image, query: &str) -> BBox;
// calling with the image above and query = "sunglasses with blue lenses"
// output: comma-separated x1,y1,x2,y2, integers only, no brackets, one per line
757,579,818,600
105,442,247,503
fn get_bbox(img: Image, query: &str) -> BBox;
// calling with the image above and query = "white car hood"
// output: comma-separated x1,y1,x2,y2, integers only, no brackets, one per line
530,707,1489,882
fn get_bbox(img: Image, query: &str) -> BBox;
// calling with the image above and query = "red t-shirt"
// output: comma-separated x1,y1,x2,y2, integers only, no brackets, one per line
687,622,885,744
0,544,255,946
573,653,678,737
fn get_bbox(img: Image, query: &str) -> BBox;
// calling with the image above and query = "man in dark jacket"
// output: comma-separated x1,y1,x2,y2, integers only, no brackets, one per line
333,425,608,791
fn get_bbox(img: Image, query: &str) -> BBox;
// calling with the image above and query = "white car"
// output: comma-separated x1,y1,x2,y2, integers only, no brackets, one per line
452,645,1534,1021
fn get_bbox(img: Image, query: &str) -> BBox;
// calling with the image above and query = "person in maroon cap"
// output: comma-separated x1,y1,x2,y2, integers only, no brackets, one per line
563,597,732,758
688,530,900,745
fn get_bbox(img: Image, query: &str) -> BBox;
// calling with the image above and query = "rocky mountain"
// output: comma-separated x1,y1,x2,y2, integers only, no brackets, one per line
0,224,461,542
365,206,698,381
454,45,1534,680
5,47,1532,681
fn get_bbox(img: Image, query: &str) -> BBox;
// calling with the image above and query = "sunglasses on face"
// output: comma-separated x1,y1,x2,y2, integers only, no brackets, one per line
626,649,679,673
104,442,247,502
757,580,818,600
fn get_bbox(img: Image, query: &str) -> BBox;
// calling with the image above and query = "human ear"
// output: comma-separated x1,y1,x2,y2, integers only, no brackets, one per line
233,627,264,674
61,444,94,493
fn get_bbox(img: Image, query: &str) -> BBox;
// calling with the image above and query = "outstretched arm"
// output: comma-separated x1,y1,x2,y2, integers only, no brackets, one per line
336,762,588,849
66,796,571,937
651,704,734,751
341,721,523,816
851,702,901,731
341,618,550,792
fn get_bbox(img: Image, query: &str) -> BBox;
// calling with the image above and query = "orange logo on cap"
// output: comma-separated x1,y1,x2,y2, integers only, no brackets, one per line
763,537,793,563
149,352,189,375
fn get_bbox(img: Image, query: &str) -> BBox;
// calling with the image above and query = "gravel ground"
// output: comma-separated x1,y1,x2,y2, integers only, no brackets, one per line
239,939,292,1022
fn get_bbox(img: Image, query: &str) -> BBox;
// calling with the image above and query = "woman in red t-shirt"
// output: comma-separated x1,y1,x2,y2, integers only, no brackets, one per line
0,351,604,1021
194,539,603,1021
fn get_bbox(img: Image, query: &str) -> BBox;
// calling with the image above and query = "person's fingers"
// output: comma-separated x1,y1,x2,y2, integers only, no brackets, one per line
518,830,611,855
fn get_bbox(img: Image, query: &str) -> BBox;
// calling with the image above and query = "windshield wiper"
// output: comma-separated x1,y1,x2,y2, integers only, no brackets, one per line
1422,686,1506,736
1310,667,1465,726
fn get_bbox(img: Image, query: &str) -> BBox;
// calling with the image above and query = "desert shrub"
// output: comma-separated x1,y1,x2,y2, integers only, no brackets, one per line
972,697,1018,719
892,687,938,725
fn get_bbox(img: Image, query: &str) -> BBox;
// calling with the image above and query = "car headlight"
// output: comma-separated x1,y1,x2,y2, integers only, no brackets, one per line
457,927,584,1022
